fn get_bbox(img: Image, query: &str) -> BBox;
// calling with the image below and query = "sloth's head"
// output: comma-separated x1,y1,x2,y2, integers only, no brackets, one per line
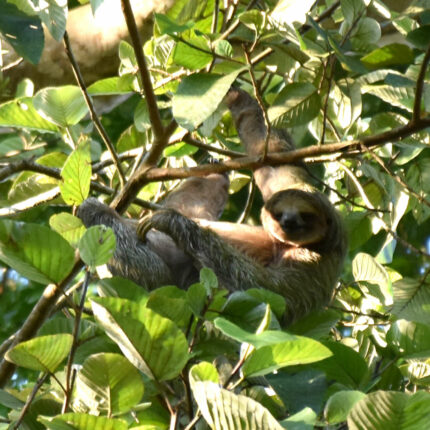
261,189,332,246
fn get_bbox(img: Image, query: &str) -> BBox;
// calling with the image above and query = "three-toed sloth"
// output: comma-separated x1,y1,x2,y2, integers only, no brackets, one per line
78,88,347,323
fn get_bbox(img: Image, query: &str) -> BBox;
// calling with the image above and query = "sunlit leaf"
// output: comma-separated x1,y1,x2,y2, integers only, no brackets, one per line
0,220,75,284
60,142,91,205
192,381,284,430
34,86,88,127
91,297,189,381
5,334,73,372
348,391,430,430
172,71,242,130
76,353,144,414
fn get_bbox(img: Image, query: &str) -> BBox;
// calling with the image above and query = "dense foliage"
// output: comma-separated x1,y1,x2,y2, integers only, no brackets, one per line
1,0,430,428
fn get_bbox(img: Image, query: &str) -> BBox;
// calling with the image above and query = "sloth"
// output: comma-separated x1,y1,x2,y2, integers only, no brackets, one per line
77,172,229,289
78,88,347,323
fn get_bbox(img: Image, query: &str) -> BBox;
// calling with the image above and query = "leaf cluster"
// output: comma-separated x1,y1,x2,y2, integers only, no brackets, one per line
1,0,430,428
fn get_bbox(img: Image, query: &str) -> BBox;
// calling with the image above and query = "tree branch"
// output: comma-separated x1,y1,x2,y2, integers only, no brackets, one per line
120,0,165,151
412,43,430,123
0,262,83,387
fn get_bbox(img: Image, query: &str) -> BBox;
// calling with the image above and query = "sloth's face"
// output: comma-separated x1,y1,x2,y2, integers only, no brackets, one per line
262,189,330,246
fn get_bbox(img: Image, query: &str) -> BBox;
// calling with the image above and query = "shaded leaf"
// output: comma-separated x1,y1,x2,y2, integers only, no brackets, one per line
79,225,116,269
0,0,43,64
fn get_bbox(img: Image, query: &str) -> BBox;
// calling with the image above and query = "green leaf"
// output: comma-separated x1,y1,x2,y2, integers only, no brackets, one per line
387,320,430,358
406,25,430,50
146,286,191,327
269,83,320,127
87,77,130,95
0,389,25,409
0,220,75,284
163,141,199,157
134,99,151,131
242,337,332,377
40,413,127,430
348,391,430,430
392,278,430,325
352,252,392,304
200,267,219,292
325,390,366,424
192,381,284,430
361,44,414,68
189,362,219,385
173,37,213,70
154,12,193,34
76,353,144,415
172,71,242,131
0,0,43,64
313,341,369,388
38,0,67,41
341,0,365,26
362,84,415,112
50,213,86,247
283,407,317,429
0,97,59,132
215,317,295,349
33,86,88,127
91,297,189,381
79,225,116,268
186,282,208,316
60,142,91,205
5,334,73,372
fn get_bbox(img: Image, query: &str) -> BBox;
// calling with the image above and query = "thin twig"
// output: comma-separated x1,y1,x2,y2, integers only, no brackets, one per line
412,43,430,123
237,178,256,223
362,144,430,209
63,268,91,413
183,135,243,158
243,48,271,159
63,32,126,187
12,373,48,430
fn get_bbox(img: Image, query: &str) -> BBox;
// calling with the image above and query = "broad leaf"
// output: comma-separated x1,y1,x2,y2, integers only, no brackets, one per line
91,297,189,381
348,391,430,430
0,0,43,64
192,381,284,430
325,390,366,424
172,71,242,130
269,83,320,127
60,142,91,205
0,98,59,132
33,86,88,127
5,334,73,372
0,220,75,284
50,213,86,247
76,353,144,415
79,225,116,269
40,413,127,430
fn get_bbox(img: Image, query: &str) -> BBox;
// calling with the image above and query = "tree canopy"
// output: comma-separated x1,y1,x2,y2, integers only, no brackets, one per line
1,0,430,428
